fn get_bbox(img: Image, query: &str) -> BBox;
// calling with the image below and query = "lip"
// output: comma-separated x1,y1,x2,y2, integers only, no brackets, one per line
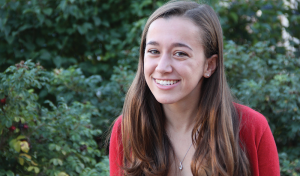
153,78,180,90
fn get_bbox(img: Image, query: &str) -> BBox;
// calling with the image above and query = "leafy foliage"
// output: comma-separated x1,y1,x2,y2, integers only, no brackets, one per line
0,61,108,176
0,0,299,175
0,0,158,78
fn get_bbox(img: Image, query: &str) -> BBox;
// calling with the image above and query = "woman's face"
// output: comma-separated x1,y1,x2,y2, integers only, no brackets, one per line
144,16,209,105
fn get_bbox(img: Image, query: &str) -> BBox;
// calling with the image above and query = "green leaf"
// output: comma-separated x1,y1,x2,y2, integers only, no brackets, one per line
9,1,20,10
5,36,14,44
37,14,45,23
13,141,21,152
50,158,57,165
20,118,25,124
5,170,14,176
22,9,34,14
53,159,58,166
14,117,20,122
77,25,87,35
93,17,101,26
49,144,56,151
5,120,12,128
55,145,61,151
17,135,27,140
40,50,51,60
229,12,238,23
4,26,11,36
76,166,81,173
45,19,52,27
34,167,40,173
28,89,34,93
57,159,63,166
14,128,19,133
27,166,40,174
58,172,69,176
84,23,93,30
18,24,32,32
9,139,18,148
43,8,53,16
20,141,30,153
53,56,62,67
19,157,24,165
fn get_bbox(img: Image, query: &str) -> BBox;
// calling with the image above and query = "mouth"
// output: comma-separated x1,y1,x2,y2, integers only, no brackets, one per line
154,78,180,86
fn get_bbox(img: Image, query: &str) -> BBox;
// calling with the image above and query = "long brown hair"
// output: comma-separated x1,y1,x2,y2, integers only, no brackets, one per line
121,1,250,175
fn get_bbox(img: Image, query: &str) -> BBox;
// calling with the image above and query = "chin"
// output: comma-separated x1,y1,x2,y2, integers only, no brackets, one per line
153,95,178,104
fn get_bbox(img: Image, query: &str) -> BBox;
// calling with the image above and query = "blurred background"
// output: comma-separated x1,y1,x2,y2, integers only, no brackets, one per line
0,0,299,175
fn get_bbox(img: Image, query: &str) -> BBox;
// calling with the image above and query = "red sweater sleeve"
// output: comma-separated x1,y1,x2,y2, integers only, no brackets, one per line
257,125,280,176
237,104,280,176
109,116,123,176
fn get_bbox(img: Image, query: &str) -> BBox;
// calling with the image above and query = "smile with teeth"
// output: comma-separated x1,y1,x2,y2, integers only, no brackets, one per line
155,79,180,86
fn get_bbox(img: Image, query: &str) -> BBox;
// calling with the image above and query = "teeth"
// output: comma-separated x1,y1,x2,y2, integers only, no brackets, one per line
155,79,179,86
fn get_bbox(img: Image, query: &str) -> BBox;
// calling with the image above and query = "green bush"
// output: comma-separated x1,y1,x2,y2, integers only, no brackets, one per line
279,153,300,176
0,61,109,176
0,0,158,78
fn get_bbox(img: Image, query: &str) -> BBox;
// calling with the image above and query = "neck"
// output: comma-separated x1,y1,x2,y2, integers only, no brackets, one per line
163,100,199,134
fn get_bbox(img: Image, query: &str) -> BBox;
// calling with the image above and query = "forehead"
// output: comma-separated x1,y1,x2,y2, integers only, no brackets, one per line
146,17,201,44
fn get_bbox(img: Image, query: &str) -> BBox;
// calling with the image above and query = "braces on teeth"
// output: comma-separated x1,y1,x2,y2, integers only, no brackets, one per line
155,79,179,86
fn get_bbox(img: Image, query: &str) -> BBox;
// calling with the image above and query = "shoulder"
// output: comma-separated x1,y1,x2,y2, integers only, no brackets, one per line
235,103,269,134
111,115,122,143
234,103,271,147
112,115,122,132
109,115,123,176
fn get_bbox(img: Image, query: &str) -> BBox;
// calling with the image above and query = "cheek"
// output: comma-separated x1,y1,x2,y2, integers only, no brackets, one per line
183,61,205,82
193,59,206,74
144,57,156,77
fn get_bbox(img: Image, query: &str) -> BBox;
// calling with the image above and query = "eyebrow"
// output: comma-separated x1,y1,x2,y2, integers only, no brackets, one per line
146,41,193,51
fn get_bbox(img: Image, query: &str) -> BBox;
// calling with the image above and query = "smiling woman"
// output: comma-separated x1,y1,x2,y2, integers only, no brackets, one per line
109,1,280,176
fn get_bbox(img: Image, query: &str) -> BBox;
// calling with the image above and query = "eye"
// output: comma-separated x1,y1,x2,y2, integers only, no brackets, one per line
148,49,160,55
174,51,188,57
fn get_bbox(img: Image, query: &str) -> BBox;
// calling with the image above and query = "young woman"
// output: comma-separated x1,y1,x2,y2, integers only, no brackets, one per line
109,1,280,176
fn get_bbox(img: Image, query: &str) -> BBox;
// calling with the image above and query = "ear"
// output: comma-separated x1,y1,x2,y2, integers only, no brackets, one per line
204,54,218,78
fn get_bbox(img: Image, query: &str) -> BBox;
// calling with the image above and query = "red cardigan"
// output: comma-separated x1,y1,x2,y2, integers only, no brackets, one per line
109,104,280,176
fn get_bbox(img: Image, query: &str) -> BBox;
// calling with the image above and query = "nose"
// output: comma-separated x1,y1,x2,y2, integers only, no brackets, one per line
155,53,172,73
